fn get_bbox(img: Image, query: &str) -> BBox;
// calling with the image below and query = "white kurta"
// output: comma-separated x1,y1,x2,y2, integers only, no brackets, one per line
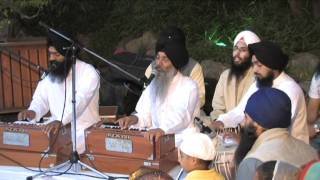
217,72,309,143
309,73,320,98
28,60,100,153
134,72,200,146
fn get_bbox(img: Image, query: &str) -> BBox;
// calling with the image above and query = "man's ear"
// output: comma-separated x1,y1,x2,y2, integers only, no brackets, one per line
190,157,198,166
254,122,266,136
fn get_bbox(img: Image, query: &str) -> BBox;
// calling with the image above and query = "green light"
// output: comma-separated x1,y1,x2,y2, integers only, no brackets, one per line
205,30,228,47
215,41,227,47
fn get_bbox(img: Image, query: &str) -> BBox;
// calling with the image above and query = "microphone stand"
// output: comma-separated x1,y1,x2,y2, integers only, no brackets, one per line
39,22,142,84
27,22,144,180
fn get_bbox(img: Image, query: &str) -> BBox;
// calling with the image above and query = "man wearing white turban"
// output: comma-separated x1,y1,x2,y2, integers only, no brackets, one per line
210,30,261,120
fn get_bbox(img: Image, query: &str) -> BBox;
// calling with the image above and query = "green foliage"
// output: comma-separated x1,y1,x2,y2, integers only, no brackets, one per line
86,0,320,63
2,0,320,67
202,0,320,63
0,0,48,36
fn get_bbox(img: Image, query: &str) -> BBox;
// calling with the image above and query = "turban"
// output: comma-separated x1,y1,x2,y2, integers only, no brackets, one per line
245,88,291,129
156,41,189,70
249,41,289,71
47,30,73,56
156,26,186,46
155,26,189,70
273,161,300,180
179,133,216,161
233,30,261,46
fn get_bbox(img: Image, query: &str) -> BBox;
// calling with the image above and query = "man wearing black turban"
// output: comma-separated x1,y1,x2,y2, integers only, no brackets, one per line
117,31,200,146
210,41,309,144
17,30,100,153
144,26,205,107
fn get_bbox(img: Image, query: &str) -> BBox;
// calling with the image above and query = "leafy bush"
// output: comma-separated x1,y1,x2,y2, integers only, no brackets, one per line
2,0,320,65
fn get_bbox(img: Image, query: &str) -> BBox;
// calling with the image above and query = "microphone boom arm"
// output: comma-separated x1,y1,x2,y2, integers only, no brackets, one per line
39,21,142,84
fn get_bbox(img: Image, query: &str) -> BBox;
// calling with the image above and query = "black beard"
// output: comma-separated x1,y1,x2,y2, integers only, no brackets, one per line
229,56,252,79
234,125,258,166
48,59,72,83
256,72,274,88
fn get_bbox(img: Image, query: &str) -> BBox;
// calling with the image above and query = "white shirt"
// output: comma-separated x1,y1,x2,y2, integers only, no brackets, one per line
309,73,320,98
145,59,206,107
134,72,200,146
217,72,309,143
28,60,100,153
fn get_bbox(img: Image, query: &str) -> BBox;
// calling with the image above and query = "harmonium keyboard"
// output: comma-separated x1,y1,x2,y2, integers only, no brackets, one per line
83,122,178,174
0,120,71,168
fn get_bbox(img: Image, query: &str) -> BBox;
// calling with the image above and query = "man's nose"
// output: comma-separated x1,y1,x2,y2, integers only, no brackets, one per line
156,59,162,67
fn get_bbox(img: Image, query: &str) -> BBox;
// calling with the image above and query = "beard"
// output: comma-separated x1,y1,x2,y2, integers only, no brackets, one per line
48,59,72,83
150,66,177,105
234,124,258,166
256,71,274,88
229,56,252,79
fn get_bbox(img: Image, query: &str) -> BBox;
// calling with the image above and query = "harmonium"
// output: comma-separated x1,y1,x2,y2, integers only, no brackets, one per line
0,120,71,168
83,122,178,174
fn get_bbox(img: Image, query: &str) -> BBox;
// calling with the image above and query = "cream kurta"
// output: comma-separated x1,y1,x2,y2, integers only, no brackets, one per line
210,67,255,120
246,128,317,164
236,128,318,180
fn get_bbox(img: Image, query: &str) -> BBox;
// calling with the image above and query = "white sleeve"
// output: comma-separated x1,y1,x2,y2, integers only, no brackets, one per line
309,74,320,99
28,80,50,122
134,87,152,128
217,83,257,127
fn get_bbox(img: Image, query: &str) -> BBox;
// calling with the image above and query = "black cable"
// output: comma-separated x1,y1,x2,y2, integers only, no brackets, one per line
0,152,42,172
37,49,70,174
0,152,127,179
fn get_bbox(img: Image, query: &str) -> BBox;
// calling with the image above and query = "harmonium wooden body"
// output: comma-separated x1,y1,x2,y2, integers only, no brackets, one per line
0,121,71,168
83,122,178,174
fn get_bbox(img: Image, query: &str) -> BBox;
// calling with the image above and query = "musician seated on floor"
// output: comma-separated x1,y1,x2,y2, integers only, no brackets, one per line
117,34,200,146
17,30,100,154
178,132,224,180
235,88,318,180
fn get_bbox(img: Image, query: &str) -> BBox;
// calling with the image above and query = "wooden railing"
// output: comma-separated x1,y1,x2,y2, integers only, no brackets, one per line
0,39,48,114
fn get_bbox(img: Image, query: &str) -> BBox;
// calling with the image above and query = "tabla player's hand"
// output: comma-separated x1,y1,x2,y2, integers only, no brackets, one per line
44,121,61,135
117,115,138,129
223,131,240,144
144,128,165,143
17,110,36,121
207,120,225,130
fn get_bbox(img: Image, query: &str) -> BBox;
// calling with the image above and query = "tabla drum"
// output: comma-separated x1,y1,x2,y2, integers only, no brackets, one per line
210,127,239,180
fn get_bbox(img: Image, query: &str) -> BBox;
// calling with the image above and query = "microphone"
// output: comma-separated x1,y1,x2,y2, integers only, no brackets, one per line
195,117,212,134
41,62,58,80
143,61,157,88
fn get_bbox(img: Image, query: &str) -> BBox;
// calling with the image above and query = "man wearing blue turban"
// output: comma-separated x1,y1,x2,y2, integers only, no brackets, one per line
235,88,318,180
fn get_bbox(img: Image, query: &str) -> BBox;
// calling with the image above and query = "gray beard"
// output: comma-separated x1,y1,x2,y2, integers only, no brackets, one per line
150,67,177,105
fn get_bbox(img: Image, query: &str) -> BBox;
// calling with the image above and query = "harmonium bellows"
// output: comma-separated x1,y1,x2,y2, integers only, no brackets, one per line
84,123,178,174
